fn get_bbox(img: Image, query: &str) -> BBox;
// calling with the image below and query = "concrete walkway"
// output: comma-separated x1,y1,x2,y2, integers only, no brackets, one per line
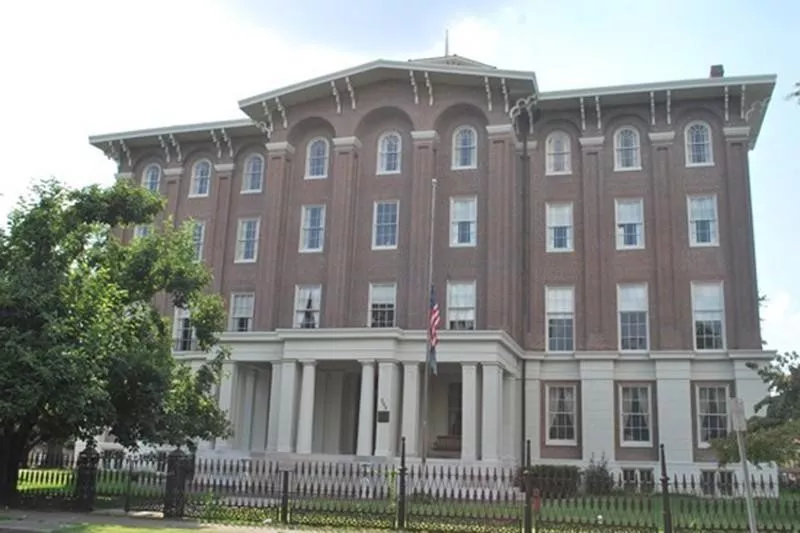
0,508,385,533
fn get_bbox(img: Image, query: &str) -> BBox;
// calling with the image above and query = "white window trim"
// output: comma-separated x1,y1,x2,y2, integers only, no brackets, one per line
449,196,477,247
544,383,579,446
234,218,260,264
293,284,323,328
142,163,162,192
372,200,400,251
192,220,206,262
241,154,265,194
305,137,330,179
690,280,726,352
451,125,478,170
544,285,575,354
687,195,720,247
173,307,195,349
228,292,255,332
615,198,646,251
298,204,326,253
684,120,715,168
613,127,643,172
376,131,402,175
545,202,574,253
189,159,212,198
695,383,731,449
446,280,477,329
545,131,572,176
367,282,397,327
617,283,650,353
618,383,654,448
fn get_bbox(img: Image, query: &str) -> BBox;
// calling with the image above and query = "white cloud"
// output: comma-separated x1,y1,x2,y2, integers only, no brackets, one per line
761,292,800,352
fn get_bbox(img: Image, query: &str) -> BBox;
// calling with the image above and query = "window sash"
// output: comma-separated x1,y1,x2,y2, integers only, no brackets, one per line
373,202,399,248
546,133,571,173
307,140,328,177
453,128,477,168
546,385,577,443
192,221,205,261
301,206,325,250
230,293,255,332
237,219,259,261
620,386,651,444
689,196,718,244
192,162,211,195
379,134,401,173
294,285,322,328
547,204,573,251
243,156,263,191
451,198,477,245
615,129,640,168
687,124,711,164
144,165,161,192
369,283,396,328
447,282,476,330
697,385,729,445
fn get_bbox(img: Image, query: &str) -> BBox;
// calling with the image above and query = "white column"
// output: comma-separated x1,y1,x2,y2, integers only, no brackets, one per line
503,371,517,461
238,368,256,450
251,368,271,451
375,362,400,457
296,361,317,454
655,361,693,469
356,360,376,456
401,363,420,456
524,361,542,462
461,363,479,461
481,363,503,462
276,361,298,453
580,360,615,462
216,361,239,450
266,363,282,452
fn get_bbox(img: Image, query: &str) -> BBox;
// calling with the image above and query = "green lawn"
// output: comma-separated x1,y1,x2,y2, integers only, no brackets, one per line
57,527,204,533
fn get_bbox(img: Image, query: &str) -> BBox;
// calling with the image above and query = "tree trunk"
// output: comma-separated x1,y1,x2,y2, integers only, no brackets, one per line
0,432,25,506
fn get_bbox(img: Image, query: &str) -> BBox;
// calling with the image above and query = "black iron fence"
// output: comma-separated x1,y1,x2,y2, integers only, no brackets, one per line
14,440,800,532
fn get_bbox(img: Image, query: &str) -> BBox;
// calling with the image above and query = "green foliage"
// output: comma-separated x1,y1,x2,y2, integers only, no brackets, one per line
712,351,800,466
0,177,230,500
583,454,614,495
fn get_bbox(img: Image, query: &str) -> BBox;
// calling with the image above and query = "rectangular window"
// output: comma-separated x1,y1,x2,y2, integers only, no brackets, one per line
691,282,725,350
173,307,194,351
619,385,652,446
133,225,151,239
294,284,322,328
615,198,645,250
192,221,205,261
546,203,573,252
372,201,399,250
546,384,577,445
235,218,260,262
696,384,730,447
618,284,649,351
299,205,326,252
446,281,476,330
450,196,477,247
688,195,719,247
229,293,255,332
369,283,396,328
546,286,574,352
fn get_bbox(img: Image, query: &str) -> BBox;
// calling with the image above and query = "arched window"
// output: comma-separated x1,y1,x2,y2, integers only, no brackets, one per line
242,154,264,193
452,126,477,169
546,131,571,175
377,132,402,174
190,159,212,197
614,127,641,170
685,121,713,166
305,137,329,178
142,164,161,193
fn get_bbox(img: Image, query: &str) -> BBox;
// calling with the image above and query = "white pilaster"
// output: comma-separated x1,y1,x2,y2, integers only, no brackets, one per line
238,368,256,450
296,361,317,454
251,368,270,451
375,362,400,457
481,363,503,462
276,361,298,453
655,361,693,467
266,363,282,452
580,360,615,462
356,360,376,456
401,363,421,456
461,363,479,461
524,361,542,462
503,371,517,461
216,361,239,450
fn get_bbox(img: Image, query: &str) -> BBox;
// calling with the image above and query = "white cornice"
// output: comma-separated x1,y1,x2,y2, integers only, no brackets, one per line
214,163,235,173
723,126,751,139
89,118,255,145
648,131,676,143
486,124,513,135
578,136,605,147
410,130,439,142
332,136,362,149
163,167,184,177
265,141,295,155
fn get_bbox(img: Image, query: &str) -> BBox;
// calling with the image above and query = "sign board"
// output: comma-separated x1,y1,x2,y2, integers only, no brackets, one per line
377,410,390,423
730,397,747,432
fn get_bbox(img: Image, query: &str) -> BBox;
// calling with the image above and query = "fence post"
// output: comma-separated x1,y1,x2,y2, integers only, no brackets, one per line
523,439,533,533
163,448,190,518
123,460,134,513
398,437,407,530
659,444,673,533
73,442,99,512
280,469,290,524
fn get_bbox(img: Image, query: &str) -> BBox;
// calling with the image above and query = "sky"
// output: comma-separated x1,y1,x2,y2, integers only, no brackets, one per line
0,0,797,352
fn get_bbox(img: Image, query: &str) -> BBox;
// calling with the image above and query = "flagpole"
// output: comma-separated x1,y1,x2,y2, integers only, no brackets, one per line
421,177,437,467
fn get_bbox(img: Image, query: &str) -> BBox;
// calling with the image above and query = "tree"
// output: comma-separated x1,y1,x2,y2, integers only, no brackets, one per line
0,178,231,504
789,82,800,104
712,351,800,466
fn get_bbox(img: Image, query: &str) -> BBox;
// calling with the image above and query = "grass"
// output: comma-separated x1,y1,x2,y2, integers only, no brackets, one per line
57,527,203,533
15,468,800,532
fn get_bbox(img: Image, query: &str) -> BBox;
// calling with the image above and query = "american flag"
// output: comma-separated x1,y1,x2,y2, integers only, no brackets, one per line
428,284,440,375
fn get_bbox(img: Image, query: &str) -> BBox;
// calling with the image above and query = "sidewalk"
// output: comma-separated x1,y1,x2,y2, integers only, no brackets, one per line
0,508,370,533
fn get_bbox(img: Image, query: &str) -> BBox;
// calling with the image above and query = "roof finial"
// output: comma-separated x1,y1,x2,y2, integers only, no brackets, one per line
445,29,449,56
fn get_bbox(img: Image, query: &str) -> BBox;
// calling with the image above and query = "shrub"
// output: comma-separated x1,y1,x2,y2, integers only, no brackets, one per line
515,465,581,498
583,454,614,495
